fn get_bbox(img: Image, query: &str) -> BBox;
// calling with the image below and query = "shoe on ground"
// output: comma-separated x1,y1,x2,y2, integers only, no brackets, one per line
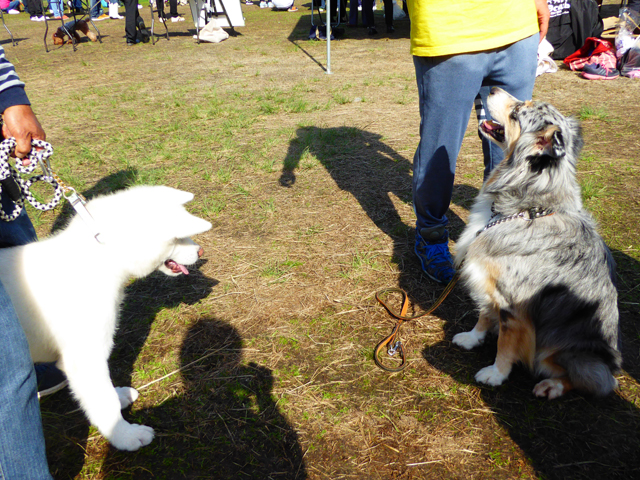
7,9,20,14
171,15,184,22
367,26,377,35
288,5,297,11
91,13,109,21
127,38,141,45
267,1,274,6
259,1,267,7
36,363,68,399
414,226,456,284
581,63,619,80
53,15,69,19
245,0,253,4
386,25,394,33
30,15,45,21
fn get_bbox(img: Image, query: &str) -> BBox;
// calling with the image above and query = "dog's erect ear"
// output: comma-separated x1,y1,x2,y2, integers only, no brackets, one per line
527,125,566,172
167,213,212,239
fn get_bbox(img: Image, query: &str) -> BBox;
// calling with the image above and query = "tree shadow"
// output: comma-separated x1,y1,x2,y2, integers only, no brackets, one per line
100,317,307,479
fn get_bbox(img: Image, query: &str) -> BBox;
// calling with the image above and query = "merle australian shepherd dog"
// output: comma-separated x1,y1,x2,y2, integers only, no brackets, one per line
452,88,621,399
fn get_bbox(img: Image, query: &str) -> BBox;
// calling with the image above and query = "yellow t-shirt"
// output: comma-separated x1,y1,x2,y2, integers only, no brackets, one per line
407,0,540,57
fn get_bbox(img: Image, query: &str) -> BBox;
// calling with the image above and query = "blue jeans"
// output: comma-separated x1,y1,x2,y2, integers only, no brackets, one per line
0,194,37,248
49,0,64,16
1,0,21,11
0,283,52,479
0,193,50,477
90,0,103,17
412,33,539,231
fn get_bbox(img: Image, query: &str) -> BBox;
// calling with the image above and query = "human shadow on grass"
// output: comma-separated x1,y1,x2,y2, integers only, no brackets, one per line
278,125,472,314
99,317,307,479
422,251,640,480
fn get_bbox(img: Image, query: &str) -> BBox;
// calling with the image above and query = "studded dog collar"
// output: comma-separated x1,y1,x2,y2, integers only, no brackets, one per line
476,205,554,237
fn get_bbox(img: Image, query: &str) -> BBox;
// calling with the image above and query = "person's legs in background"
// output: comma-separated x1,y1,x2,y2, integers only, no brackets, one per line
382,0,392,32
109,0,124,19
90,0,108,19
362,0,374,32
25,0,44,19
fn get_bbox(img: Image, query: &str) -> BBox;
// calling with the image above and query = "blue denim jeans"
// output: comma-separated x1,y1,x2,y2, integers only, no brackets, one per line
0,193,37,248
49,0,64,17
0,283,52,479
90,0,103,17
412,33,539,231
0,192,50,478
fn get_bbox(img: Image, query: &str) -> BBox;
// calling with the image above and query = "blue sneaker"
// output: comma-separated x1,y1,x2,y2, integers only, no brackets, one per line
35,363,68,399
414,226,455,284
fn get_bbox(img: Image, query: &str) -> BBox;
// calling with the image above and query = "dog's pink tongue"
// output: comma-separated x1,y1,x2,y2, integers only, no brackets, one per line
165,260,189,275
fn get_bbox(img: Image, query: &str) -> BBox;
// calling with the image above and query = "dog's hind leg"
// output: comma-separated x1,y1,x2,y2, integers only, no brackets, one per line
453,311,497,350
61,352,154,451
475,310,535,386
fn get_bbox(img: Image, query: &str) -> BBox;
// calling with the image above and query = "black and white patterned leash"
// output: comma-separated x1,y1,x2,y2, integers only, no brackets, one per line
0,138,62,221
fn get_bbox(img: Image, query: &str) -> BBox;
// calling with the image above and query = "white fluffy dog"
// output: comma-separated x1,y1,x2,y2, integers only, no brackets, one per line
0,186,212,451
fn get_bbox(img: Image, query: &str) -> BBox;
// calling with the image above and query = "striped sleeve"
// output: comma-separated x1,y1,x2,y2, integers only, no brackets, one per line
0,46,30,113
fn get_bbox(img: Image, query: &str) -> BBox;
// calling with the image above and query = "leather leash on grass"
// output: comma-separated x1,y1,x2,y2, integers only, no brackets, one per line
374,275,459,372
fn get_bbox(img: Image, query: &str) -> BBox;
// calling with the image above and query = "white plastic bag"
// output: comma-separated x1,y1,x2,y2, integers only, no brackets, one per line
392,0,406,20
194,18,230,43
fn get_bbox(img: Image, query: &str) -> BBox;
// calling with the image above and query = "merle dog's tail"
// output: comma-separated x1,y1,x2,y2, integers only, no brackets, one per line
556,351,620,396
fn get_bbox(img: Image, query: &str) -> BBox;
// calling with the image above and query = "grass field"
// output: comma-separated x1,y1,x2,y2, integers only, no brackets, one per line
4,1,640,478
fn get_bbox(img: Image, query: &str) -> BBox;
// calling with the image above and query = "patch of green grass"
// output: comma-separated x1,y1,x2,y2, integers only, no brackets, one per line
577,105,609,121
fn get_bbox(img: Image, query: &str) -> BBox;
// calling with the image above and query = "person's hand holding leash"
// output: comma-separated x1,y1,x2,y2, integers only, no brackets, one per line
2,105,46,165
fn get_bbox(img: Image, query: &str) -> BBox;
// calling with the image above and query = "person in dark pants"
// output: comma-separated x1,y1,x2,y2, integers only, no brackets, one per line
25,0,44,20
359,0,393,34
124,0,150,45
158,0,184,22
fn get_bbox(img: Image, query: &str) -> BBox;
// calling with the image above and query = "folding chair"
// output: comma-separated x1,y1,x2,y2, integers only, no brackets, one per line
148,0,170,45
0,10,16,47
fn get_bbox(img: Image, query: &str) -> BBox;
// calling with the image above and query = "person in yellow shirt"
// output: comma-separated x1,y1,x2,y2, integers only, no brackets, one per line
408,0,549,284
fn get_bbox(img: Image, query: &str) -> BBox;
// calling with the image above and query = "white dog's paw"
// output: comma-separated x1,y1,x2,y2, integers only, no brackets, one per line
533,379,564,400
475,365,507,386
115,387,139,410
110,420,155,451
453,330,484,350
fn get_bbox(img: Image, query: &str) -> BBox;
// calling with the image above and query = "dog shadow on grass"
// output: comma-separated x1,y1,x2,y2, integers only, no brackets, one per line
102,317,307,479
279,126,640,479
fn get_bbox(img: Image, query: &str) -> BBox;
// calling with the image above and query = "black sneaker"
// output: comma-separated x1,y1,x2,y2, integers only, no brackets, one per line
35,363,68,399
